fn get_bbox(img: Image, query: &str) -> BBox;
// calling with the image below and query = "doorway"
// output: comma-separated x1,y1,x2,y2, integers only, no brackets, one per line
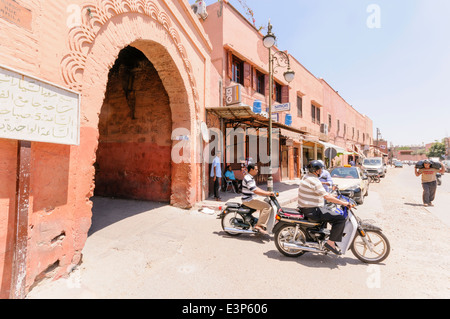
94,46,172,202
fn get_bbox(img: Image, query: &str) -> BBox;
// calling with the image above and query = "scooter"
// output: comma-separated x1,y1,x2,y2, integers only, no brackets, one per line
272,192,390,264
367,172,381,183
217,193,290,236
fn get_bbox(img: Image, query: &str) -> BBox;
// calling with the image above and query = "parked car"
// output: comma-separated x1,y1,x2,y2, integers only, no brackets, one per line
394,161,403,168
362,157,386,178
330,166,369,205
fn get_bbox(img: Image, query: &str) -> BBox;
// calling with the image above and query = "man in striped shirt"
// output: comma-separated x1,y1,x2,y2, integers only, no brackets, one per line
298,160,352,255
241,163,275,235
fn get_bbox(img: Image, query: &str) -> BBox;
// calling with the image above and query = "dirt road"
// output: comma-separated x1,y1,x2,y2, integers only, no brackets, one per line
27,167,450,299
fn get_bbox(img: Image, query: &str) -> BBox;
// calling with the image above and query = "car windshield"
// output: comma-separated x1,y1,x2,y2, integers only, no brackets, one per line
330,167,359,179
363,159,382,165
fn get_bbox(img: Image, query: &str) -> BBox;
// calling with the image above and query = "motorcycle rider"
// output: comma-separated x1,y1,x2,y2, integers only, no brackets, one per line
241,163,275,235
298,160,353,255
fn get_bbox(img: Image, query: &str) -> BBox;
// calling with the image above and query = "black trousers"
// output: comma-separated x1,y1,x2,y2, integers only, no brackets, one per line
422,181,437,204
303,207,346,242
213,177,220,199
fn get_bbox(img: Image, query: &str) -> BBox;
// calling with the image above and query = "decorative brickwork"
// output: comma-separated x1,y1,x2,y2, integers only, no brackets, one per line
60,0,200,112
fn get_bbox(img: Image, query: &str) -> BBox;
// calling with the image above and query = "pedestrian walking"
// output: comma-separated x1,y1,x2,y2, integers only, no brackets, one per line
415,160,445,206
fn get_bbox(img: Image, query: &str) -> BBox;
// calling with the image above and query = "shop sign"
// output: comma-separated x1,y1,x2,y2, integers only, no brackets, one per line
225,84,242,106
272,102,290,113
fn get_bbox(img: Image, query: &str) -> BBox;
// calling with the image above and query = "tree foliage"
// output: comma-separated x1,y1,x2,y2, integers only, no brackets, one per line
426,140,446,158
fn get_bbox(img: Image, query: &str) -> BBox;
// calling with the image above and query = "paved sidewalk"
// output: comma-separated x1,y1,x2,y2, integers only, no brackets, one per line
196,179,300,211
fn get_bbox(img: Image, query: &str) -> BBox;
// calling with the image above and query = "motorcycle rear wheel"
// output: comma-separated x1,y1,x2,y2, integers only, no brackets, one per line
221,211,246,236
274,224,307,257
351,230,390,264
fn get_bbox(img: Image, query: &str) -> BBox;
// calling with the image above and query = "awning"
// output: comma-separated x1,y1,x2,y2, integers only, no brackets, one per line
354,145,366,159
206,105,308,135
318,141,346,154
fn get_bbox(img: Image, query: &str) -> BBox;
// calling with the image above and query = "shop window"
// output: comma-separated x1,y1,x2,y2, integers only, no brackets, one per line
275,82,282,103
311,104,320,124
232,56,244,85
297,96,303,118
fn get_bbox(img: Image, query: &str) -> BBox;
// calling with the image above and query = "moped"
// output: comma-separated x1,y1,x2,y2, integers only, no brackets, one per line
218,194,288,236
273,192,390,264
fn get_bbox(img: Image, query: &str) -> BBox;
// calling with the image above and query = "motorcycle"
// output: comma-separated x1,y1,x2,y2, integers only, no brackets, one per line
273,190,390,264
217,193,287,236
436,173,442,186
367,172,381,183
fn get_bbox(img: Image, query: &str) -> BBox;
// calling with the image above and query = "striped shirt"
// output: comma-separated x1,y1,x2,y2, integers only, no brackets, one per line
298,173,328,208
241,174,257,202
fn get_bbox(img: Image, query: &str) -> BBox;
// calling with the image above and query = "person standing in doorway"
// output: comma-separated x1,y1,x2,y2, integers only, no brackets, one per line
211,150,222,201
415,160,445,206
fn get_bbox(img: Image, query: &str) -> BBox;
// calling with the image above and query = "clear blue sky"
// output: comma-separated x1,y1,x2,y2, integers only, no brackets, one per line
194,0,450,146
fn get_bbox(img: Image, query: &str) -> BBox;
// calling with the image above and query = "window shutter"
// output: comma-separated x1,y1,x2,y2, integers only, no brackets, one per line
227,51,232,79
252,67,257,91
243,62,251,87
281,86,289,103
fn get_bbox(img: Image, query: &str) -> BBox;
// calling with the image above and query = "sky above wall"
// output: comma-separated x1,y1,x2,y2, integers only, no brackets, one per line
193,0,450,146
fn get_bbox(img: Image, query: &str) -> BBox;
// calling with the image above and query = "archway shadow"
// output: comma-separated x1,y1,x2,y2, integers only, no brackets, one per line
88,196,168,236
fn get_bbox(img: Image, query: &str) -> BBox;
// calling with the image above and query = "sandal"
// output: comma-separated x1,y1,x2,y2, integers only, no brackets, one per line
324,242,342,255
254,226,269,235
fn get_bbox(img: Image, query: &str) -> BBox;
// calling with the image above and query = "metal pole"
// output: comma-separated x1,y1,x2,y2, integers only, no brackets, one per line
10,140,31,299
267,47,273,192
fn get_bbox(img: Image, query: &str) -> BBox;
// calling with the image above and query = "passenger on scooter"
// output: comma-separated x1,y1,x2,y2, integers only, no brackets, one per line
317,160,333,192
241,163,275,235
298,160,353,255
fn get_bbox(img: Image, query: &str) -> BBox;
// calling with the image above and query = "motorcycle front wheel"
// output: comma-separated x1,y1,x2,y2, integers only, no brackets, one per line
274,224,307,257
351,230,390,264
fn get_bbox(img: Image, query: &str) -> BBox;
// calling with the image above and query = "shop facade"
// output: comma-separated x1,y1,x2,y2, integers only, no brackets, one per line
0,0,211,298
202,1,374,185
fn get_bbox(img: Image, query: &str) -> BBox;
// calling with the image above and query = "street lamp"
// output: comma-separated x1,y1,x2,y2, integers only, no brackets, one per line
263,20,295,191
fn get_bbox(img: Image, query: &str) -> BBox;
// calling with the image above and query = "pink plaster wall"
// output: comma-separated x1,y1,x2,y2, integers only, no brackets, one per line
0,0,212,296
203,1,373,154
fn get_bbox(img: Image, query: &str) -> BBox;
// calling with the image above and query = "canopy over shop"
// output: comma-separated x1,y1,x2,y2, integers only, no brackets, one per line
206,105,307,183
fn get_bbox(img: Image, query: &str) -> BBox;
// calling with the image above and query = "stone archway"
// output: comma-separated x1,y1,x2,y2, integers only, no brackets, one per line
61,2,200,212
94,45,173,202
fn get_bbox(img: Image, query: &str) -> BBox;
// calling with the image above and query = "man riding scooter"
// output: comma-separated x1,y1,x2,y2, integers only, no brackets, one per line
298,160,353,255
